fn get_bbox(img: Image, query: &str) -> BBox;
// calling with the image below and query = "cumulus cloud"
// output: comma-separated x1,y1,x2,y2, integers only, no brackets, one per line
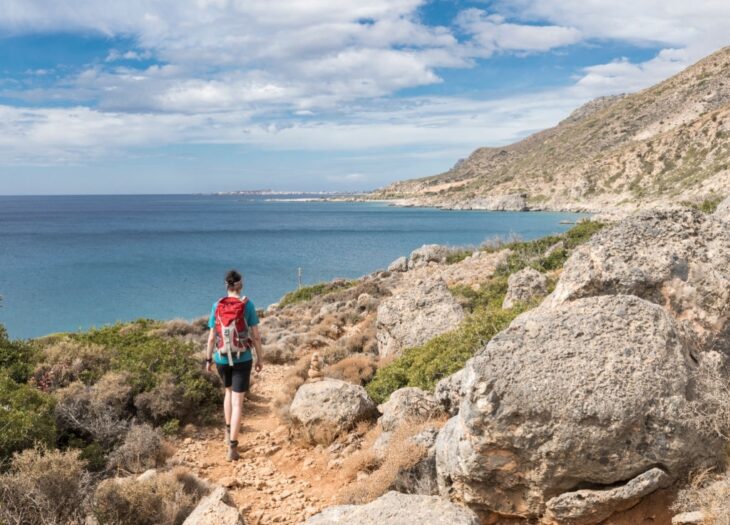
1,0,730,175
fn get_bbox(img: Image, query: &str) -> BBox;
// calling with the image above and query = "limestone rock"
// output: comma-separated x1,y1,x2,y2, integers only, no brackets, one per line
408,244,451,269
290,379,377,444
183,486,244,525
434,370,464,416
714,195,730,222
378,387,443,433
502,267,548,309
388,256,409,272
376,278,464,358
544,467,672,525
549,208,730,351
302,491,480,525
436,295,722,520
672,511,706,524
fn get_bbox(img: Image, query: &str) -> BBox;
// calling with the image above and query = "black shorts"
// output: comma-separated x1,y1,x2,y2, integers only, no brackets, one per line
216,360,253,393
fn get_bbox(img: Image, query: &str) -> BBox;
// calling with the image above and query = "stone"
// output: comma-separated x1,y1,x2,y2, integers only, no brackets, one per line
544,467,672,525
714,195,730,222
549,208,730,351
378,387,443,433
307,352,324,383
388,256,409,272
376,278,465,358
302,491,480,525
672,511,706,524
434,370,464,416
289,379,377,444
502,267,548,309
408,244,451,269
182,486,245,525
136,469,157,482
436,295,722,521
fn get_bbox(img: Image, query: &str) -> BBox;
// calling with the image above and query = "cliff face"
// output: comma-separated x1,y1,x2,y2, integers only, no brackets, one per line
371,47,730,212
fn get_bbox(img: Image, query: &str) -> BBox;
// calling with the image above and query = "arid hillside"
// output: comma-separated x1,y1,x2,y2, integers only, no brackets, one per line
371,46,730,213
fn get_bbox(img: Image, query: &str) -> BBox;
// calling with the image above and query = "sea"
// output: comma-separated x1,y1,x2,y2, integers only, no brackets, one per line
0,194,585,339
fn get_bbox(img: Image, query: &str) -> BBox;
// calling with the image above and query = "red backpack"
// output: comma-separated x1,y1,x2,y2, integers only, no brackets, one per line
214,296,252,365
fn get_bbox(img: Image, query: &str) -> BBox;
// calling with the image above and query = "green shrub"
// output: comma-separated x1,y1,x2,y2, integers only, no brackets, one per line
445,248,473,264
279,280,356,307
366,284,533,404
0,325,38,384
67,320,220,420
682,196,723,214
0,373,56,462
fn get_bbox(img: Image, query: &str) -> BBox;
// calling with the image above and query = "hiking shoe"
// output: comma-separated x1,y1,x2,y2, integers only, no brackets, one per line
227,441,240,462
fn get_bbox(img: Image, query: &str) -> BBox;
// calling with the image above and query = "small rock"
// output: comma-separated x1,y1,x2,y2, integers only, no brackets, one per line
672,511,706,524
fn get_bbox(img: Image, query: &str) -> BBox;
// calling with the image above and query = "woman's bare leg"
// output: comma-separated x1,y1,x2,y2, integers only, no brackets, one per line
224,387,232,426
230,391,245,442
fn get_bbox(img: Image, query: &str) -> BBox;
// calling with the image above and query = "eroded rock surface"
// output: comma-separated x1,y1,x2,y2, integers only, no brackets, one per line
436,294,721,521
302,491,480,525
544,467,672,525
376,278,464,358
714,195,730,222
378,387,443,433
289,379,377,444
183,486,245,525
549,208,730,352
434,370,464,416
502,267,548,309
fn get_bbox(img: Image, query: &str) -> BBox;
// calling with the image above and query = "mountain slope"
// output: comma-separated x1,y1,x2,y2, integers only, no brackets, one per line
371,46,730,212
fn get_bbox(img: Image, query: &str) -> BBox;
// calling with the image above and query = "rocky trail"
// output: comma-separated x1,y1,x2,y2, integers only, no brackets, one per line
171,364,349,525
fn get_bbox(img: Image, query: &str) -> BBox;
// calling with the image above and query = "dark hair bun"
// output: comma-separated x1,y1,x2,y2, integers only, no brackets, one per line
225,269,242,287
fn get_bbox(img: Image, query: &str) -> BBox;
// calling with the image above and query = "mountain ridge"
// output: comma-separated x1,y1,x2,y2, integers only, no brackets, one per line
370,46,730,213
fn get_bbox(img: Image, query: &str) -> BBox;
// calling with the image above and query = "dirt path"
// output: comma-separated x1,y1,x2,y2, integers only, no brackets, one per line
171,364,349,525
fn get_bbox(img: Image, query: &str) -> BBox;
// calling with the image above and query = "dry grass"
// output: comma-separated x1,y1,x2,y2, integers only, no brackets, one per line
0,446,92,525
272,356,310,424
673,468,730,525
93,467,209,525
107,424,172,475
336,421,440,504
31,339,110,392
324,354,377,386
684,353,730,440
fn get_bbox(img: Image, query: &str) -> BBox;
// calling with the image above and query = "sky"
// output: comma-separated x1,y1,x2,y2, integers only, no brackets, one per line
0,1,729,195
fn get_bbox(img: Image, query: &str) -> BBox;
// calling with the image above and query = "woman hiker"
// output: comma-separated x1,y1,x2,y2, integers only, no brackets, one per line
205,269,264,461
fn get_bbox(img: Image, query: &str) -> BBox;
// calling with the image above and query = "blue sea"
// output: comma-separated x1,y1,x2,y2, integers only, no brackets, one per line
0,194,584,339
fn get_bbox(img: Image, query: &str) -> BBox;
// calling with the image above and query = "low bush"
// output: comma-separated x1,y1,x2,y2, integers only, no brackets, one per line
0,325,38,384
279,280,357,307
134,373,186,424
273,356,310,424
31,339,110,391
682,196,723,214
93,468,208,525
0,373,56,462
107,424,171,475
0,446,91,525
54,373,133,447
325,354,378,386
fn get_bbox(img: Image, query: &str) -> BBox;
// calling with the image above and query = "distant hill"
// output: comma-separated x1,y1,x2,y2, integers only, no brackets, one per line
371,46,730,212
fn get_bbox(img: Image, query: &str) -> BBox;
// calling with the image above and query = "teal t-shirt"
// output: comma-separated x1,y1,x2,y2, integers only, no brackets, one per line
209,297,259,365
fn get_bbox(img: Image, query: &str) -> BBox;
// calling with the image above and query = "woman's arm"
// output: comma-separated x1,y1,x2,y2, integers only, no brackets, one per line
251,325,264,372
205,328,215,372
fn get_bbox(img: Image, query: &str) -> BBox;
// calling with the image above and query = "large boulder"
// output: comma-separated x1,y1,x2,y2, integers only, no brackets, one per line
434,370,465,416
302,491,480,525
378,387,443,433
408,244,451,269
289,379,377,444
388,256,409,272
714,195,730,222
183,486,244,525
376,278,465,358
502,267,548,309
436,295,722,522
548,208,730,352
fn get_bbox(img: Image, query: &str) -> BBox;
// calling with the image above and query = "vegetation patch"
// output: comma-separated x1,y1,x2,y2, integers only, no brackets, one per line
682,196,724,214
279,279,357,307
